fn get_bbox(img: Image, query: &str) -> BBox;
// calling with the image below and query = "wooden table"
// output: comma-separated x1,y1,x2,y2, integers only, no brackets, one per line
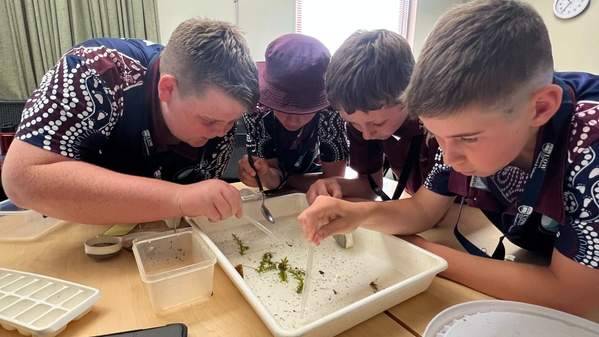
0,221,422,337
0,186,500,337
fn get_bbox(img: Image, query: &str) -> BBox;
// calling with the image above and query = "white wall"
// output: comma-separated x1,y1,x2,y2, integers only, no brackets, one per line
524,0,599,73
156,0,235,43
156,0,295,61
155,0,464,61
238,0,295,61
410,0,599,72
411,0,463,59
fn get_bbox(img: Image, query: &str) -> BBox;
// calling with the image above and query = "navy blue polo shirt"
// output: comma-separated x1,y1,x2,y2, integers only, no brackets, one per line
16,38,235,184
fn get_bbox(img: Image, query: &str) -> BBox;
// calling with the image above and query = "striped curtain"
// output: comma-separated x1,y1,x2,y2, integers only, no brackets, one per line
0,0,161,102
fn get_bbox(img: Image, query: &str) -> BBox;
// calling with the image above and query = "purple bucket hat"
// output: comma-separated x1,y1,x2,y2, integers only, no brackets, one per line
258,34,331,114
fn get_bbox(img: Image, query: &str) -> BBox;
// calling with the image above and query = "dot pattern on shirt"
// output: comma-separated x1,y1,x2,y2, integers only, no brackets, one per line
17,46,147,159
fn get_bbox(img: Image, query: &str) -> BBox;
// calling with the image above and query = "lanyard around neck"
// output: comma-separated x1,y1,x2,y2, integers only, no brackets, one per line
506,83,573,232
455,79,574,259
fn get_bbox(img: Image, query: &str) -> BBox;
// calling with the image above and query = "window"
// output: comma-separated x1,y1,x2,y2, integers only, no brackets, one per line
295,0,413,53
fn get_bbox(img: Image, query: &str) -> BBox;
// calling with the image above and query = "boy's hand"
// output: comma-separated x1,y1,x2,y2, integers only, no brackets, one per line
238,155,276,188
306,178,343,204
176,179,242,222
298,196,361,245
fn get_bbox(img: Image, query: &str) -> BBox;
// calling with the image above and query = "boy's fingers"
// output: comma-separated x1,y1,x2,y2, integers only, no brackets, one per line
316,217,350,241
298,212,320,242
328,183,342,199
239,158,256,177
307,182,327,204
212,193,230,221
306,188,316,205
205,204,221,222
240,171,258,187
254,158,270,175
222,187,242,219
317,183,331,197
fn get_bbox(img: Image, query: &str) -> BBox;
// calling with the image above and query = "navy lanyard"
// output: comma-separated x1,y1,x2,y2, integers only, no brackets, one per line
142,128,207,181
368,135,423,201
141,128,163,179
454,83,574,259
272,111,319,174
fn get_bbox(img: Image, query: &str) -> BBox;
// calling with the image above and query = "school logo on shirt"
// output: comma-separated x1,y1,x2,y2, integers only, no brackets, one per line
535,142,553,170
142,129,153,157
513,204,534,227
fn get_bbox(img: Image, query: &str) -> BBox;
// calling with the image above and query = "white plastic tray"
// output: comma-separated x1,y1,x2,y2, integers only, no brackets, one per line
187,193,447,337
0,268,100,337
424,300,599,337
0,200,64,242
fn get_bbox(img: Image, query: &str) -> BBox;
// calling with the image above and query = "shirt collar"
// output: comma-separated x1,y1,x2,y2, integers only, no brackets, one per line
391,116,423,141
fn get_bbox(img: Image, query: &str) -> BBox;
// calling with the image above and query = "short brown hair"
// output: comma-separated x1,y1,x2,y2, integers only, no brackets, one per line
326,29,415,114
405,0,553,118
160,18,259,110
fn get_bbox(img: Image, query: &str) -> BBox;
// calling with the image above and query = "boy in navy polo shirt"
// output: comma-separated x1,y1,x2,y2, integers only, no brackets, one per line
2,19,259,224
298,0,599,317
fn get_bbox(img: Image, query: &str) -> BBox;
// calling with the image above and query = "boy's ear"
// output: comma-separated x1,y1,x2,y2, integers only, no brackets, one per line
157,74,178,103
529,84,563,127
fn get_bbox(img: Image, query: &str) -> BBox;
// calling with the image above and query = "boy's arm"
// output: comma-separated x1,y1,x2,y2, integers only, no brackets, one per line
2,140,242,224
299,186,454,244
407,237,599,317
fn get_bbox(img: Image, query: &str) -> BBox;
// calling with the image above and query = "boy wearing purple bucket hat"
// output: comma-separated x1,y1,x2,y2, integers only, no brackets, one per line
306,29,437,203
239,34,349,191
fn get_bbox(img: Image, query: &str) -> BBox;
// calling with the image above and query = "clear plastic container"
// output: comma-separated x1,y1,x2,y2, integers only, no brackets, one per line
132,229,217,314
0,200,64,242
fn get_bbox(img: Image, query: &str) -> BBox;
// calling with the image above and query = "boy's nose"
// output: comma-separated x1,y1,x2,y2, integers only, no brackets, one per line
441,144,465,167
362,127,377,140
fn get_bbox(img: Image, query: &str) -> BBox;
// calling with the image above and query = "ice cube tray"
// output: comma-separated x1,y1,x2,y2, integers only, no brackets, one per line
0,268,100,337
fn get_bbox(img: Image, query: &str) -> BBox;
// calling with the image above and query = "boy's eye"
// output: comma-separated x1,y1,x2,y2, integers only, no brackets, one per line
459,137,478,143
200,117,216,126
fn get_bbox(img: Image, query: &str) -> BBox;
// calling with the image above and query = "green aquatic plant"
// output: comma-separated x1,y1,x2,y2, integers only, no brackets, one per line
289,267,305,294
257,252,277,273
232,233,249,256
255,252,305,294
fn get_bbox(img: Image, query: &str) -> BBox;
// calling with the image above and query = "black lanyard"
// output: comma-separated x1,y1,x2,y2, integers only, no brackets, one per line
368,135,423,200
141,128,207,182
454,81,574,259
141,128,163,179
272,111,319,175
